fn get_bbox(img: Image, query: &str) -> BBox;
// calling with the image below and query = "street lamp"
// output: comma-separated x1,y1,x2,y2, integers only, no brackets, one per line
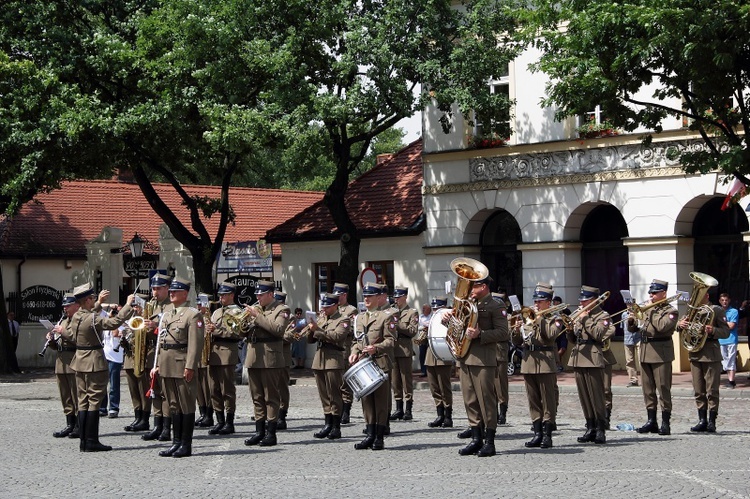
128,233,146,258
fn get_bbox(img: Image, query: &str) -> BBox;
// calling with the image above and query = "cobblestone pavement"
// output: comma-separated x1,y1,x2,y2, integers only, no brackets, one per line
1,369,749,498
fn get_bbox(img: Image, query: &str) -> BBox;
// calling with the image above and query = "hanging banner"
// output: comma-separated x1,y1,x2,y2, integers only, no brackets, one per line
216,240,273,273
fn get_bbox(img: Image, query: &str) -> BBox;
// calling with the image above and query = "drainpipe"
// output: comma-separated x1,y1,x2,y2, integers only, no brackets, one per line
15,255,26,315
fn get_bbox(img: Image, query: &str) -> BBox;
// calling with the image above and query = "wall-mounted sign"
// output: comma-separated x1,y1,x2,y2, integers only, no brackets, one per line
21,285,63,323
124,253,158,279
216,240,272,273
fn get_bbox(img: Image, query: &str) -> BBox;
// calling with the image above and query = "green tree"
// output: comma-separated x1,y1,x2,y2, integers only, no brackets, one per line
521,0,750,185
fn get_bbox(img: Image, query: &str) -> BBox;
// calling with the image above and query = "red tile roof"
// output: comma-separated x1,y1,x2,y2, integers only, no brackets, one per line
0,180,323,257
266,139,424,242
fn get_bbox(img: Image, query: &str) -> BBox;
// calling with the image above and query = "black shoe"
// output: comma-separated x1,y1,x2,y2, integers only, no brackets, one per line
525,420,543,448
389,401,404,421
314,414,333,439
195,406,206,426
403,401,413,421
131,411,150,432
458,426,483,456
124,409,142,432
197,407,214,428
341,403,351,425
158,417,172,441
442,407,453,428
159,413,183,457
540,421,553,449
259,420,278,446
218,412,235,435
355,424,376,450
691,409,708,432
498,403,507,425
277,408,288,431
594,419,606,444
706,410,718,433
577,418,596,443
209,412,226,435
53,414,76,438
428,406,445,428
636,409,659,434
477,428,496,457
372,425,386,451
244,420,266,446
327,415,342,440
142,416,164,441
457,426,472,439
658,410,671,436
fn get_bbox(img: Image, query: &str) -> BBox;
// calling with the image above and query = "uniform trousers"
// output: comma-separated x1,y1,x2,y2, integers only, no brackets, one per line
209,364,237,413
56,373,78,415
75,371,108,412
280,366,291,411
147,347,168,417
247,368,283,422
494,359,509,406
524,373,557,423
361,379,391,425
161,376,197,414
314,369,344,415
426,365,453,408
460,364,498,430
124,368,152,413
603,363,613,411
391,356,414,402
573,367,606,421
624,343,640,381
196,367,210,407
690,360,721,411
341,344,354,404
641,361,672,411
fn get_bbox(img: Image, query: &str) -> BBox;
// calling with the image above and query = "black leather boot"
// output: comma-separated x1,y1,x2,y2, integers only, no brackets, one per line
314,414,333,438
78,411,87,452
477,428,496,457
540,421,553,448
457,426,472,439
84,410,112,452
428,405,445,428
341,403,351,425
459,426,483,456
389,400,404,420
54,414,76,438
142,415,163,441
327,415,342,440
195,406,206,426
355,424,376,449
244,420,266,446
372,424,386,450
403,401,413,421
706,410,718,433
158,416,172,441
131,410,150,432
442,407,453,428
659,410,671,436
68,413,80,439
209,411,225,435
197,406,214,428
605,408,611,430
525,419,543,448
219,412,235,435
124,409,142,432
159,413,182,457
577,418,596,443
259,420,278,446
594,419,606,444
637,409,659,434
691,408,708,432
277,408,288,430
498,403,508,425
172,413,194,458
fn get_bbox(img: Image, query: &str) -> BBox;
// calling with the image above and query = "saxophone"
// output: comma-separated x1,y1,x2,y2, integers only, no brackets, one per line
127,302,151,377
201,312,212,366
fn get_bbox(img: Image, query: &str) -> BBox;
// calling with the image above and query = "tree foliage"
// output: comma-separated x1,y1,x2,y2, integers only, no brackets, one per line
521,0,750,183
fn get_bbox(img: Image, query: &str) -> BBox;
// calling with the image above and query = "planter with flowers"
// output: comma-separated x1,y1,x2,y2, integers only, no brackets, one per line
468,133,508,150
576,119,620,139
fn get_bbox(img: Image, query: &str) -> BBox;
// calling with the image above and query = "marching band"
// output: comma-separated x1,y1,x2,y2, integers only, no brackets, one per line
40,259,736,458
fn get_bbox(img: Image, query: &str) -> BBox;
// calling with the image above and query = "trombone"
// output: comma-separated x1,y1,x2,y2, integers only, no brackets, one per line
610,293,683,328
559,291,611,333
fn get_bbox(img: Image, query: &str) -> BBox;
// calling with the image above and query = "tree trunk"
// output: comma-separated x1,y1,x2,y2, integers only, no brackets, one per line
192,251,217,296
338,234,361,306
0,263,11,373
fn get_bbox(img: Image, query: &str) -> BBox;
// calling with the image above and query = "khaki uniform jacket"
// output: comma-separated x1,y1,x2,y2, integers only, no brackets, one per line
65,304,133,373
243,300,291,369
146,298,173,364
393,305,418,358
352,309,397,372
688,305,729,362
339,304,358,359
567,306,615,369
51,317,77,375
629,302,678,364
516,316,562,375
209,305,243,366
310,311,349,370
462,294,508,367
156,305,204,377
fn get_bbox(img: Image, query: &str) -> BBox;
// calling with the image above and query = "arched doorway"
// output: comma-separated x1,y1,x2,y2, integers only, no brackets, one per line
580,204,629,332
693,198,749,303
480,210,522,298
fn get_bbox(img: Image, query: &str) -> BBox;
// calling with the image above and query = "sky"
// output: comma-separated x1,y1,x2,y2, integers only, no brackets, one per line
397,112,422,143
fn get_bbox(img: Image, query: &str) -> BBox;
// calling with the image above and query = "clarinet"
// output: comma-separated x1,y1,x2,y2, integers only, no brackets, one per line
38,314,66,357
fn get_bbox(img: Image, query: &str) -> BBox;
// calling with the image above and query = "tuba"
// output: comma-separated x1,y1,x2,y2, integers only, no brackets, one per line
678,272,718,352
127,302,150,378
444,257,489,359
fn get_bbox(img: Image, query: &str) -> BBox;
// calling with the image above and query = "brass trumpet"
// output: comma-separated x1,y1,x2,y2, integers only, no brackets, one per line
610,293,683,328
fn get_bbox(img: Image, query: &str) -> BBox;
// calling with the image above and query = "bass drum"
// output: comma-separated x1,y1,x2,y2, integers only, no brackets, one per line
428,308,457,362
344,356,387,400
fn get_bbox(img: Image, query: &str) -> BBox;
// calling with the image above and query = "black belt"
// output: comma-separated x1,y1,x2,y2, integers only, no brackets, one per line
60,346,77,352
76,345,103,350
214,338,241,344
642,336,671,343
525,345,555,352
317,342,345,351
161,343,187,350
249,337,282,344
576,338,601,345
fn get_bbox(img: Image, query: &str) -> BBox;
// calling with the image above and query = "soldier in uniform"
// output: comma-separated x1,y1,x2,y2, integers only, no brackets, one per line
679,289,729,432
425,296,454,428
60,284,134,452
142,273,174,442
389,286,419,421
513,283,562,449
205,281,243,435
566,285,614,444
275,290,293,430
629,279,678,435
452,275,507,457
48,293,80,439
333,283,358,424
350,282,396,450
122,293,152,433
308,292,350,439
242,280,291,447
153,277,204,458
602,336,617,429
495,310,511,426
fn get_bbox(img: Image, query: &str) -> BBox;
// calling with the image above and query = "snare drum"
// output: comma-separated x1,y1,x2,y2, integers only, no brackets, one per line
344,357,387,400
428,308,457,362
